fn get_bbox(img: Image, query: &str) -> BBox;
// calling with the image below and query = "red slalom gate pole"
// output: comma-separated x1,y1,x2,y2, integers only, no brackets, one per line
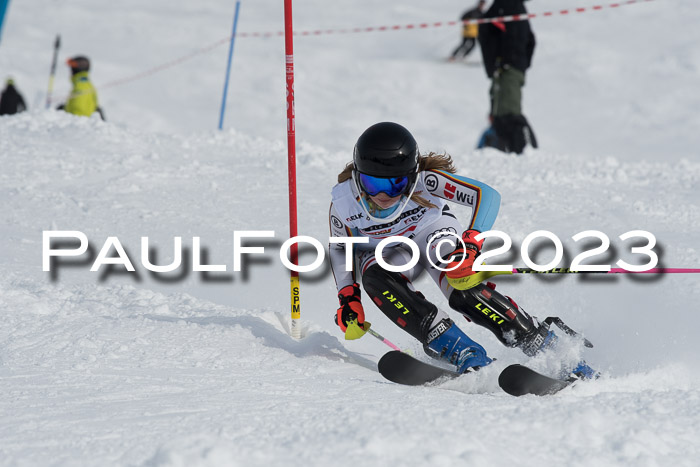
284,0,301,339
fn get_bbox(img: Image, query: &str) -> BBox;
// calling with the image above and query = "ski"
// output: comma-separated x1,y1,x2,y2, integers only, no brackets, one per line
377,350,462,386
498,364,573,396
379,352,583,395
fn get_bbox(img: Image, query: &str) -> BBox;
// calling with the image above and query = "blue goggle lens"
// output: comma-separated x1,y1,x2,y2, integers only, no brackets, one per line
359,173,410,197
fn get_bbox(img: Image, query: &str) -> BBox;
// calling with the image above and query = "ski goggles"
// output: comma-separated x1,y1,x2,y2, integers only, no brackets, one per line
358,173,411,198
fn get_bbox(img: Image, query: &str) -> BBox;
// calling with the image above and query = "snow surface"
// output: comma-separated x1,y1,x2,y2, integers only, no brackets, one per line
1,0,700,466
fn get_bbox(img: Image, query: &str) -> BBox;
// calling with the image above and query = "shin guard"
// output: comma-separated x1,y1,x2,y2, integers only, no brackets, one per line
362,264,441,342
449,282,548,356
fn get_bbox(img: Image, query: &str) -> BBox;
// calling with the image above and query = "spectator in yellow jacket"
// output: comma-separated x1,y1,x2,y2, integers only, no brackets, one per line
449,1,486,61
58,56,105,120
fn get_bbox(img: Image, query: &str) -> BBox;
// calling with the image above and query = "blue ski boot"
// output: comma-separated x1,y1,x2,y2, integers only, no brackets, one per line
424,318,492,373
570,361,599,380
522,320,559,356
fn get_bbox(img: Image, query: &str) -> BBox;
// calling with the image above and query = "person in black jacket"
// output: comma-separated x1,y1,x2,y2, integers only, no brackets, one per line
0,78,27,116
449,1,486,61
477,0,537,154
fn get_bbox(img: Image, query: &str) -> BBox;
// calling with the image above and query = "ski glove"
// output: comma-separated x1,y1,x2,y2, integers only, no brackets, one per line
445,229,484,280
335,283,366,333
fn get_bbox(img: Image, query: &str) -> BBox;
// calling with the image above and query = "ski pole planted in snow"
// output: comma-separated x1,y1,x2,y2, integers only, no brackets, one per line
45,34,60,109
218,0,241,130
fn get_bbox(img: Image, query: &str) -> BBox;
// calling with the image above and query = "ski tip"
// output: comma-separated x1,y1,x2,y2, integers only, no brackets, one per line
498,364,528,396
498,364,572,397
378,351,461,386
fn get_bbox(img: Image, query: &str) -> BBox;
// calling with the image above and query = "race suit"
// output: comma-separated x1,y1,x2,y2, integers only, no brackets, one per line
328,169,501,298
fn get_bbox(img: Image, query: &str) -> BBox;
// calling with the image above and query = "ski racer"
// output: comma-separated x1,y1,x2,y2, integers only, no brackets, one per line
329,122,594,377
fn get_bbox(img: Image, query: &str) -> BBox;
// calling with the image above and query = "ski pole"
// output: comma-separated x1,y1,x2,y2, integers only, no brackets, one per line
450,267,700,290
45,34,60,109
346,320,412,357
511,267,700,274
459,268,700,283
366,327,403,352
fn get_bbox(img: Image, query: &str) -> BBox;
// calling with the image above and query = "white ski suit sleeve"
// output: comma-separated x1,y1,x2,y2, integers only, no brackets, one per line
421,169,501,232
328,202,357,291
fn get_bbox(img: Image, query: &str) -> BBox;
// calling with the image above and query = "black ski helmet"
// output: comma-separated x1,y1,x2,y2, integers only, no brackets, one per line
353,122,419,177
67,56,90,74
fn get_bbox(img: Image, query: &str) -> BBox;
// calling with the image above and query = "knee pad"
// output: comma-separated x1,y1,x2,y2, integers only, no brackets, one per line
362,264,443,342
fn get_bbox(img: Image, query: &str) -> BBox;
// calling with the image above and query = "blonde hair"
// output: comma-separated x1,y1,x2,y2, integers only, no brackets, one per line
338,152,457,209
